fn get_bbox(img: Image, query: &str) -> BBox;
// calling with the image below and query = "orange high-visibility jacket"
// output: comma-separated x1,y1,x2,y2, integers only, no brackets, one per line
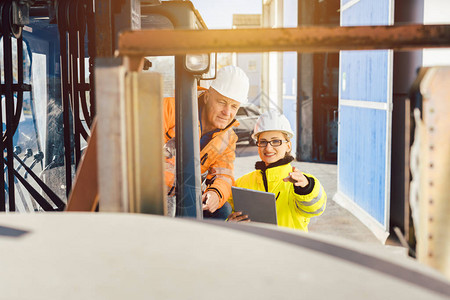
163,96,239,207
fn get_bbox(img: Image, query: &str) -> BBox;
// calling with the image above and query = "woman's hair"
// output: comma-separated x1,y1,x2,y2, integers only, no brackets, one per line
257,131,292,155
284,133,291,155
256,131,291,142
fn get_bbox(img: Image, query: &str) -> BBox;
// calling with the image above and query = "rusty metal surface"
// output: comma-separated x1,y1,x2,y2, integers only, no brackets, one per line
95,0,114,57
118,24,450,56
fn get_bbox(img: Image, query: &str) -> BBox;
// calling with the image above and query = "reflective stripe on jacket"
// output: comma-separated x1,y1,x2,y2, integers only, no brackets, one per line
163,96,239,207
229,163,327,232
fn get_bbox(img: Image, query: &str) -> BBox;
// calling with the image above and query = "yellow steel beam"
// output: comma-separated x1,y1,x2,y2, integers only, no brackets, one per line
118,24,450,57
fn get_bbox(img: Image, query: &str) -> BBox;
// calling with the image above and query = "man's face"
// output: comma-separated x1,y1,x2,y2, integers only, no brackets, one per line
202,88,240,131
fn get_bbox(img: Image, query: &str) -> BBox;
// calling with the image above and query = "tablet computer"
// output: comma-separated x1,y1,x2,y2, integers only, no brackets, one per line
232,187,277,225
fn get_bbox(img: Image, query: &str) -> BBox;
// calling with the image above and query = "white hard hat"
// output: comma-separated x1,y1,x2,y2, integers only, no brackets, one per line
252,111,294,140
210,66,249,104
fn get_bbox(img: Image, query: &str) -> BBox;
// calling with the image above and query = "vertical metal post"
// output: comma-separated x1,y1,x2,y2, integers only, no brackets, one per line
126,72,165,214
78,6,91,129
0,76,3,211
69,27,81,167
60,35,72,197
296,0,316,162
3,20,16,211
17,34,24,148
96,58,128,212
390,0,424,242
174,56,202,218
94,0,114,58
86,0,97,117
296,0,303,160
0,20,7,211
58,0,73,197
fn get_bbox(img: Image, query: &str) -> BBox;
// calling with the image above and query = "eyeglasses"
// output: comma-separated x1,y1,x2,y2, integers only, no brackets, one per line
256,139,288,147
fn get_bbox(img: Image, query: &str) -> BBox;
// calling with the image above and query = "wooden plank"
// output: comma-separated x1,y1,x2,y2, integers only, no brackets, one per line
66,120,99,212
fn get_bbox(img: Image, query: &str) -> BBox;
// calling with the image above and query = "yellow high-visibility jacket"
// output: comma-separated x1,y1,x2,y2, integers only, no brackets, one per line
228,159,327,231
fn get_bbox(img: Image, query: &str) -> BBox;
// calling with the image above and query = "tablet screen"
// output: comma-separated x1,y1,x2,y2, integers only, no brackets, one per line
232,187,277,225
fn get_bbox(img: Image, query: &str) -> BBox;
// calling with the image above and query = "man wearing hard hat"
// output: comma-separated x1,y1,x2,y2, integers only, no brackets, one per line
163,65,250,219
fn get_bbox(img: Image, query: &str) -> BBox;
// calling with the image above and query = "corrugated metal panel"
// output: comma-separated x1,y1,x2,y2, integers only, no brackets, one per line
338,0,393,230
340,50,389,103
338,106,387,223
341,0,390,26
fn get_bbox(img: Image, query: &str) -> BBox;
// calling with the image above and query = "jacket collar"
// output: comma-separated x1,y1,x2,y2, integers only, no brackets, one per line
255,155,294,172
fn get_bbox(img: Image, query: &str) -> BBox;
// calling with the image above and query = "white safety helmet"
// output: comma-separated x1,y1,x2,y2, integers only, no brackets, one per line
252,111,295,140
210,65,249,104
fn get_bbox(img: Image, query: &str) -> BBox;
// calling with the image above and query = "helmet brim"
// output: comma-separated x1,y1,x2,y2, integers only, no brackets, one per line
252,130,294,141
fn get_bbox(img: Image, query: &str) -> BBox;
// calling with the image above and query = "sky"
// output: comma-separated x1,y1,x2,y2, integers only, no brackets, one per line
424,0,450,24
190,0,262,29
423,0,450,66
190,0,450,29
188,0,450,66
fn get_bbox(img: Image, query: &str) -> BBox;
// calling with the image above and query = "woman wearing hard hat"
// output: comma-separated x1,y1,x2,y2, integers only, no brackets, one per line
227,112,327,232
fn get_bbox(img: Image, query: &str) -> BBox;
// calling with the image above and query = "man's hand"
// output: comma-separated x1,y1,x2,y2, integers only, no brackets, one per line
202,191,220,213
283,167,309,188
227,211,250,223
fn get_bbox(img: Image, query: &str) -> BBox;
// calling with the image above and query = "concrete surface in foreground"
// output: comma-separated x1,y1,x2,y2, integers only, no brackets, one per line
1,213,449,300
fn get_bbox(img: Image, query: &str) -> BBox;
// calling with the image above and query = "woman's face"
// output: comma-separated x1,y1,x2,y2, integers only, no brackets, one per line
257,131,291,165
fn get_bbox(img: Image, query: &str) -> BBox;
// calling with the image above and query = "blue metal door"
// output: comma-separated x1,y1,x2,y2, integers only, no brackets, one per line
336,0,393,238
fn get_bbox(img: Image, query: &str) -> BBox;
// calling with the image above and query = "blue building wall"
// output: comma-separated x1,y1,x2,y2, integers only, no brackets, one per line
340,50,390,102
339,106,387,223
338,0,392,228
341,0,391,26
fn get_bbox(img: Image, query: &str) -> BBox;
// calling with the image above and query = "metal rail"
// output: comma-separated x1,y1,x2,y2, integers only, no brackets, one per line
118,24,450,57
1,1,23,210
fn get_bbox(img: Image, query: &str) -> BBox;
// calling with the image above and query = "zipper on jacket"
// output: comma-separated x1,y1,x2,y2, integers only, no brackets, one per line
261,170,269,192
